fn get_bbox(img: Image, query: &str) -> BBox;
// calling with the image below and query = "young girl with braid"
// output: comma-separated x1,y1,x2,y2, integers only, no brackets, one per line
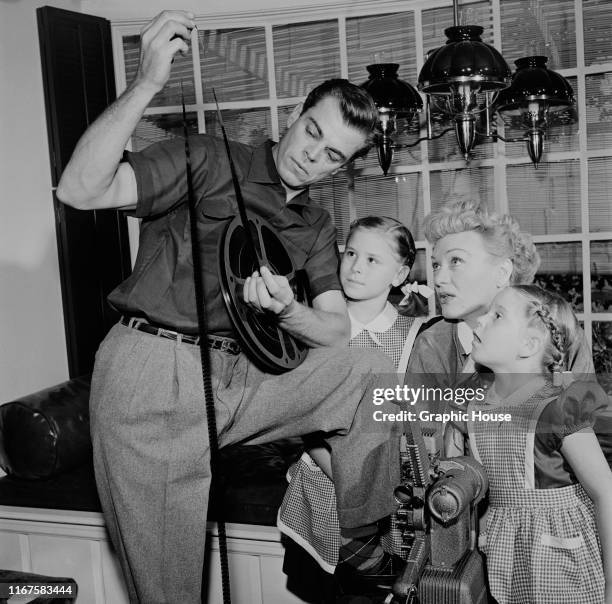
468,284,612,604
278,216,426,601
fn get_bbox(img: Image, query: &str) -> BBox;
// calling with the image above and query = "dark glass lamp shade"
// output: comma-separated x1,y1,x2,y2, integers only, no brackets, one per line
495,56,576,116
361,63,423,116
418,26,512,94
495,56,577,166
361,63,423,175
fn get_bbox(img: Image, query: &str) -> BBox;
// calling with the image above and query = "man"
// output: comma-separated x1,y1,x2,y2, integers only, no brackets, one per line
58,10,403,603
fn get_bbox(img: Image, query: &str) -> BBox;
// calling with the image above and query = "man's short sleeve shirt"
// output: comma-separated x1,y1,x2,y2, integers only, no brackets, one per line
108,135,342,336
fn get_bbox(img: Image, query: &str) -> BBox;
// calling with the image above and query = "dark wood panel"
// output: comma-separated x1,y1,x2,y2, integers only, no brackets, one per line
38,6,132,377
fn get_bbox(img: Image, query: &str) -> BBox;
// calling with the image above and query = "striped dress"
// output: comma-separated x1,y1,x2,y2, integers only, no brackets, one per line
277,303,421,572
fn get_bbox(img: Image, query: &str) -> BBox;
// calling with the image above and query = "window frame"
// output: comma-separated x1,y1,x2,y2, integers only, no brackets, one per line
111,0,612,360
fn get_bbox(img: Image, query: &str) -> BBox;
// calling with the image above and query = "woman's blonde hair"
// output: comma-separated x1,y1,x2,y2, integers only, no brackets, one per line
424,200,540,284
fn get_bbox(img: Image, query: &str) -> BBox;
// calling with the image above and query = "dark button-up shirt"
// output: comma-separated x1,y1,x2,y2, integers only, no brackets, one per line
108,136,342,336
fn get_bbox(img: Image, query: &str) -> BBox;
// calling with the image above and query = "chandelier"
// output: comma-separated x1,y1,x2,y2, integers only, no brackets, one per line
360,1,577,175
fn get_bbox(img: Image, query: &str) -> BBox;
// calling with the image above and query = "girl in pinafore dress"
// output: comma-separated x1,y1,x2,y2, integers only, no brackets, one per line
277,216,428,600
468,284,612,604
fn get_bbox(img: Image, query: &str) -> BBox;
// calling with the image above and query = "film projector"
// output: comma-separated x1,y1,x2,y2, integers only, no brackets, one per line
385,420,489,604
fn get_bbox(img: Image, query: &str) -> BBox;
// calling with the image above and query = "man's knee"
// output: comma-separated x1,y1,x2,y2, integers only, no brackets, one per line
346,348,395,375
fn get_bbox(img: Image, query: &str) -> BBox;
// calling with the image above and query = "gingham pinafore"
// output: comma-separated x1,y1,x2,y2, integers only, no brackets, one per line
468,383,604,604
277,312,422,573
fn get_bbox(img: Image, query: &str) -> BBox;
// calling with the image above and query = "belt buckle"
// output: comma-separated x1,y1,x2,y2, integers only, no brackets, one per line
221,339,238,354
158,328,177,341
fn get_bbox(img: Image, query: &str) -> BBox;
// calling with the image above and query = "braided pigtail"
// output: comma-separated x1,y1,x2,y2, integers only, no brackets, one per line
532,303,567,372
511,284,579,375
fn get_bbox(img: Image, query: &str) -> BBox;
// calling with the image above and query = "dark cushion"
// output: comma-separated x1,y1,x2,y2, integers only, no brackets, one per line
209,440,301,525
0,441,301,526
0,377,92,479
0,376,302,526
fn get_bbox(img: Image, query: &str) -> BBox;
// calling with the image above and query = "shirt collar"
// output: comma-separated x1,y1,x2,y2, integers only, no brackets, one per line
457,321,474,355
349,302,398,340
247,140,280,184
486,375,547,407
247,139,309,204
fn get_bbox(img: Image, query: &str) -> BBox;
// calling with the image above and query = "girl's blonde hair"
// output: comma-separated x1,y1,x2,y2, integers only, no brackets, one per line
424,200,540,284
511,284,580,373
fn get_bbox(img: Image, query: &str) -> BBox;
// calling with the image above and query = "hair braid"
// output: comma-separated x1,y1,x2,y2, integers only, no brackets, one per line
510,284,579,374
533,303,567,372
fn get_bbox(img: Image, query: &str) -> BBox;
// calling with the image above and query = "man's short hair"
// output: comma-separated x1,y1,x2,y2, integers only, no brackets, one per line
301,78,379,160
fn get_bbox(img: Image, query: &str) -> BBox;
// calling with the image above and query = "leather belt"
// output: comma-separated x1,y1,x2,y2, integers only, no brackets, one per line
120,316,241,355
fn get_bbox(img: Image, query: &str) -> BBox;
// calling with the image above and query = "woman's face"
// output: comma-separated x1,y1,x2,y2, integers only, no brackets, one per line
431,231,511,328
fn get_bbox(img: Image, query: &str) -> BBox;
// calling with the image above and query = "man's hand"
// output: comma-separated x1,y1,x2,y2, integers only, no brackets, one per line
243,269,348,347
135,11,196,95
243,266,296,316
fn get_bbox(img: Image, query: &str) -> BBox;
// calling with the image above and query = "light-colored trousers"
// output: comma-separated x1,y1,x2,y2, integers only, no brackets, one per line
90,323,401,603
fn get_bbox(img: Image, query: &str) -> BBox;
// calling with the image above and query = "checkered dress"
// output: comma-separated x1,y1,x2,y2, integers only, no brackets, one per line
468,382,605,604
277,312,419,572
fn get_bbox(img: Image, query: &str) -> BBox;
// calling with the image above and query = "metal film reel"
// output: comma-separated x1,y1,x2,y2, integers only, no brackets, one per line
219,213,310,374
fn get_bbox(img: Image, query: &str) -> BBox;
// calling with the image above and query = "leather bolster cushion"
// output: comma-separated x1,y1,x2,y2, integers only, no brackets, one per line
0,376,92,480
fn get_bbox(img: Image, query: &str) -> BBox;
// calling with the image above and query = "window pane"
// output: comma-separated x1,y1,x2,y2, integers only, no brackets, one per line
205,108,271,147
589,158,612,233
353,173,424,241
411,249,427,284
507,161,581,235
430,167,494,214
583,0,612,67
309,172,350,243
591,241,612,312
586,72,612,151
422,2,495,57
278,104,298,140
397,173,424,242
123,35,195,106
273,21,340,98
198,28,268,103
500,0,576,69
347,12,418,83
592,322,612,393
427,129,495,163
534,242,583,311
347,11,422,170
131,113,198,152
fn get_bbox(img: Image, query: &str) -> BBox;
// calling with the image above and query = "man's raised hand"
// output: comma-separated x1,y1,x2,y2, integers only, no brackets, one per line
135,11,196,95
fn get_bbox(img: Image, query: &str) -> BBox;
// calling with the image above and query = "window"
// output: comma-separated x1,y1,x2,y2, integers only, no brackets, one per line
112,0,612,385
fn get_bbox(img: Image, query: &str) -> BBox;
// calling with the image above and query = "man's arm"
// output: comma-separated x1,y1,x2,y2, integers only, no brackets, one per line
56,11,195,211
243,266,350,347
